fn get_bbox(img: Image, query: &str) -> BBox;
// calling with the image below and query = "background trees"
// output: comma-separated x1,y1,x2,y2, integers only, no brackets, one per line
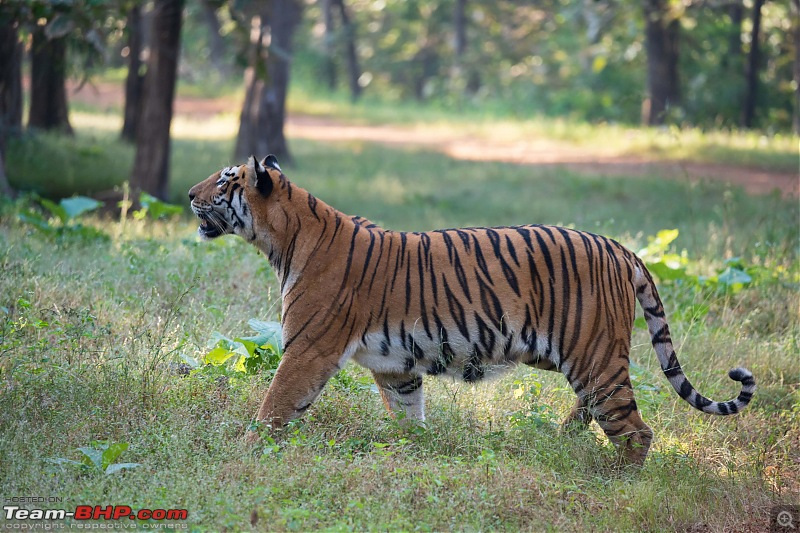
129,0,184,200
0,0,795,201
234,0,304,162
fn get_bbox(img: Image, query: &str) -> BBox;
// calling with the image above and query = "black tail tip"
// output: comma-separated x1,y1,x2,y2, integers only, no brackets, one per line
728,367,754,385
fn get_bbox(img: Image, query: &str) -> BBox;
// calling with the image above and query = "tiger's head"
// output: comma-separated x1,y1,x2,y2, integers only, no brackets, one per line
188,155,282,241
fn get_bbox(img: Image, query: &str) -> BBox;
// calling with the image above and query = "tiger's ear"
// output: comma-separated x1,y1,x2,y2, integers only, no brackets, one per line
261,154,281,172
248,155,273,197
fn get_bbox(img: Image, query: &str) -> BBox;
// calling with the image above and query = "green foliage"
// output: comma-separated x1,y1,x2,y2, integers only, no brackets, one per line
296,0,796,130
638,228,786,297
5,131,133,198
47,440,141,475
198,319,283,376
17,194,107,241
134,192,184,220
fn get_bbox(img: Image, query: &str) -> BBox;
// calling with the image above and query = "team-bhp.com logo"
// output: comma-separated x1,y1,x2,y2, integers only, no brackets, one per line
4,505,188,521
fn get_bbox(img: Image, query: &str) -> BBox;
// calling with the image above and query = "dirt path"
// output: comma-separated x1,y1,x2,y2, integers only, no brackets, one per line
71,81,799,197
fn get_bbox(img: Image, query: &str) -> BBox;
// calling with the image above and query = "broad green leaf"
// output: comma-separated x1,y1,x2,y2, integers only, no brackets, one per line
646,261,686,281
179,353,201,369
207,331,233,349
104,463,142,475
61,196,102,220
204,346,237,366
40,199,68,223
139,192,183,219
101,442,129,469
235,338,259,357
18,211,54,232
717,267,752,286
638,229,680,259
634,316,648,330
247,319,283,353
76,447,103,470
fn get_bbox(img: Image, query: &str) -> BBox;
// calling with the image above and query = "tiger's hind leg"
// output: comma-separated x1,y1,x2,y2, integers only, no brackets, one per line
579,370,653,466
371,371,426,424
567,352,653,465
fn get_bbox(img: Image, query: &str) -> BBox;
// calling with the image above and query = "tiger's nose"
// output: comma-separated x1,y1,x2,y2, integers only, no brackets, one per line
188,186,197,202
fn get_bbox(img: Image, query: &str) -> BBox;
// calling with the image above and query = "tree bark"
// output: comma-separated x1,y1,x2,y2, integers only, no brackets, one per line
322,0,337,90
726,0,744,64
129,0,184,200
0,151,11,199
741,0,765,129
642,0,680,126
332,0,361,101
200,0,227,74
454,0,466,59
793,0,800,134
121,4,145,142
234,0,303,163
0,11,21,198
29,25,73,134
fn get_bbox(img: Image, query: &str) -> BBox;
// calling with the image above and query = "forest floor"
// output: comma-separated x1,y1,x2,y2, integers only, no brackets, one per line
71,80,799,197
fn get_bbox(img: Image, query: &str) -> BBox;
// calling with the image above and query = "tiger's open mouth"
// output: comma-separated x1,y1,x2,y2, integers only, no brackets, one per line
192,209,229,239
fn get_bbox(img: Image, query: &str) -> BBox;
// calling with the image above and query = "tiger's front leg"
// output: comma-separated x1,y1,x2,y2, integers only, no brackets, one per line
245,350,341,443
371,371,426,424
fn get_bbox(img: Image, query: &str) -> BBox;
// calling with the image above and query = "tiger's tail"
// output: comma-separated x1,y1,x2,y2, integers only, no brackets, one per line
633,259,755,414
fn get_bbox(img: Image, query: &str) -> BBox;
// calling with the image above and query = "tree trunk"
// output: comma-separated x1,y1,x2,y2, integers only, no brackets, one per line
454,0,466,59
200,0,227,74
121,4,145,142
642,0,680,126
741,0,765,128
726,0,744,64
322,0,337,90
234,0,303,163
29,25,73,134
793,0,800,134
332,0,361,101
0,151,11,199
129,0,183,201
0,11,21,198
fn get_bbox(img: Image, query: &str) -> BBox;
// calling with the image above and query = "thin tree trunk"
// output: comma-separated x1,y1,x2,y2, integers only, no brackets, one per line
129,0,183,200
332,0,361,101
200,0,227,73
0,152,11,200
793,0,800,134
235,14,268,160
0,11,21,198
454,0,466,59
642,0,680,126
121,4,145,142
234,0,303,163
29,25,73,134
741,0,765,128
322,0,337,90
726,0,744,64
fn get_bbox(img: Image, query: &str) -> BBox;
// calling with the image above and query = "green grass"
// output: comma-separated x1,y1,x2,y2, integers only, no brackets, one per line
287,81,800,173
0,106,798,531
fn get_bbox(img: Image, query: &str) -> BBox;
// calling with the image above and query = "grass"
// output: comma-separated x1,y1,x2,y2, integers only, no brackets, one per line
287,81,800,173
0,102,798,531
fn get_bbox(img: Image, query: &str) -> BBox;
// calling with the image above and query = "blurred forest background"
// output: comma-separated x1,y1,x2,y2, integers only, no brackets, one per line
0,0,797,201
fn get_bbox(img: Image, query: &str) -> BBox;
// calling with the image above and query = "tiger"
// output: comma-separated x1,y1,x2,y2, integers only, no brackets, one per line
188,155,755,466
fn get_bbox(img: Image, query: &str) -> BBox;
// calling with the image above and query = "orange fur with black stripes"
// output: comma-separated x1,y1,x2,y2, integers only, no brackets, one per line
189,155,755,465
